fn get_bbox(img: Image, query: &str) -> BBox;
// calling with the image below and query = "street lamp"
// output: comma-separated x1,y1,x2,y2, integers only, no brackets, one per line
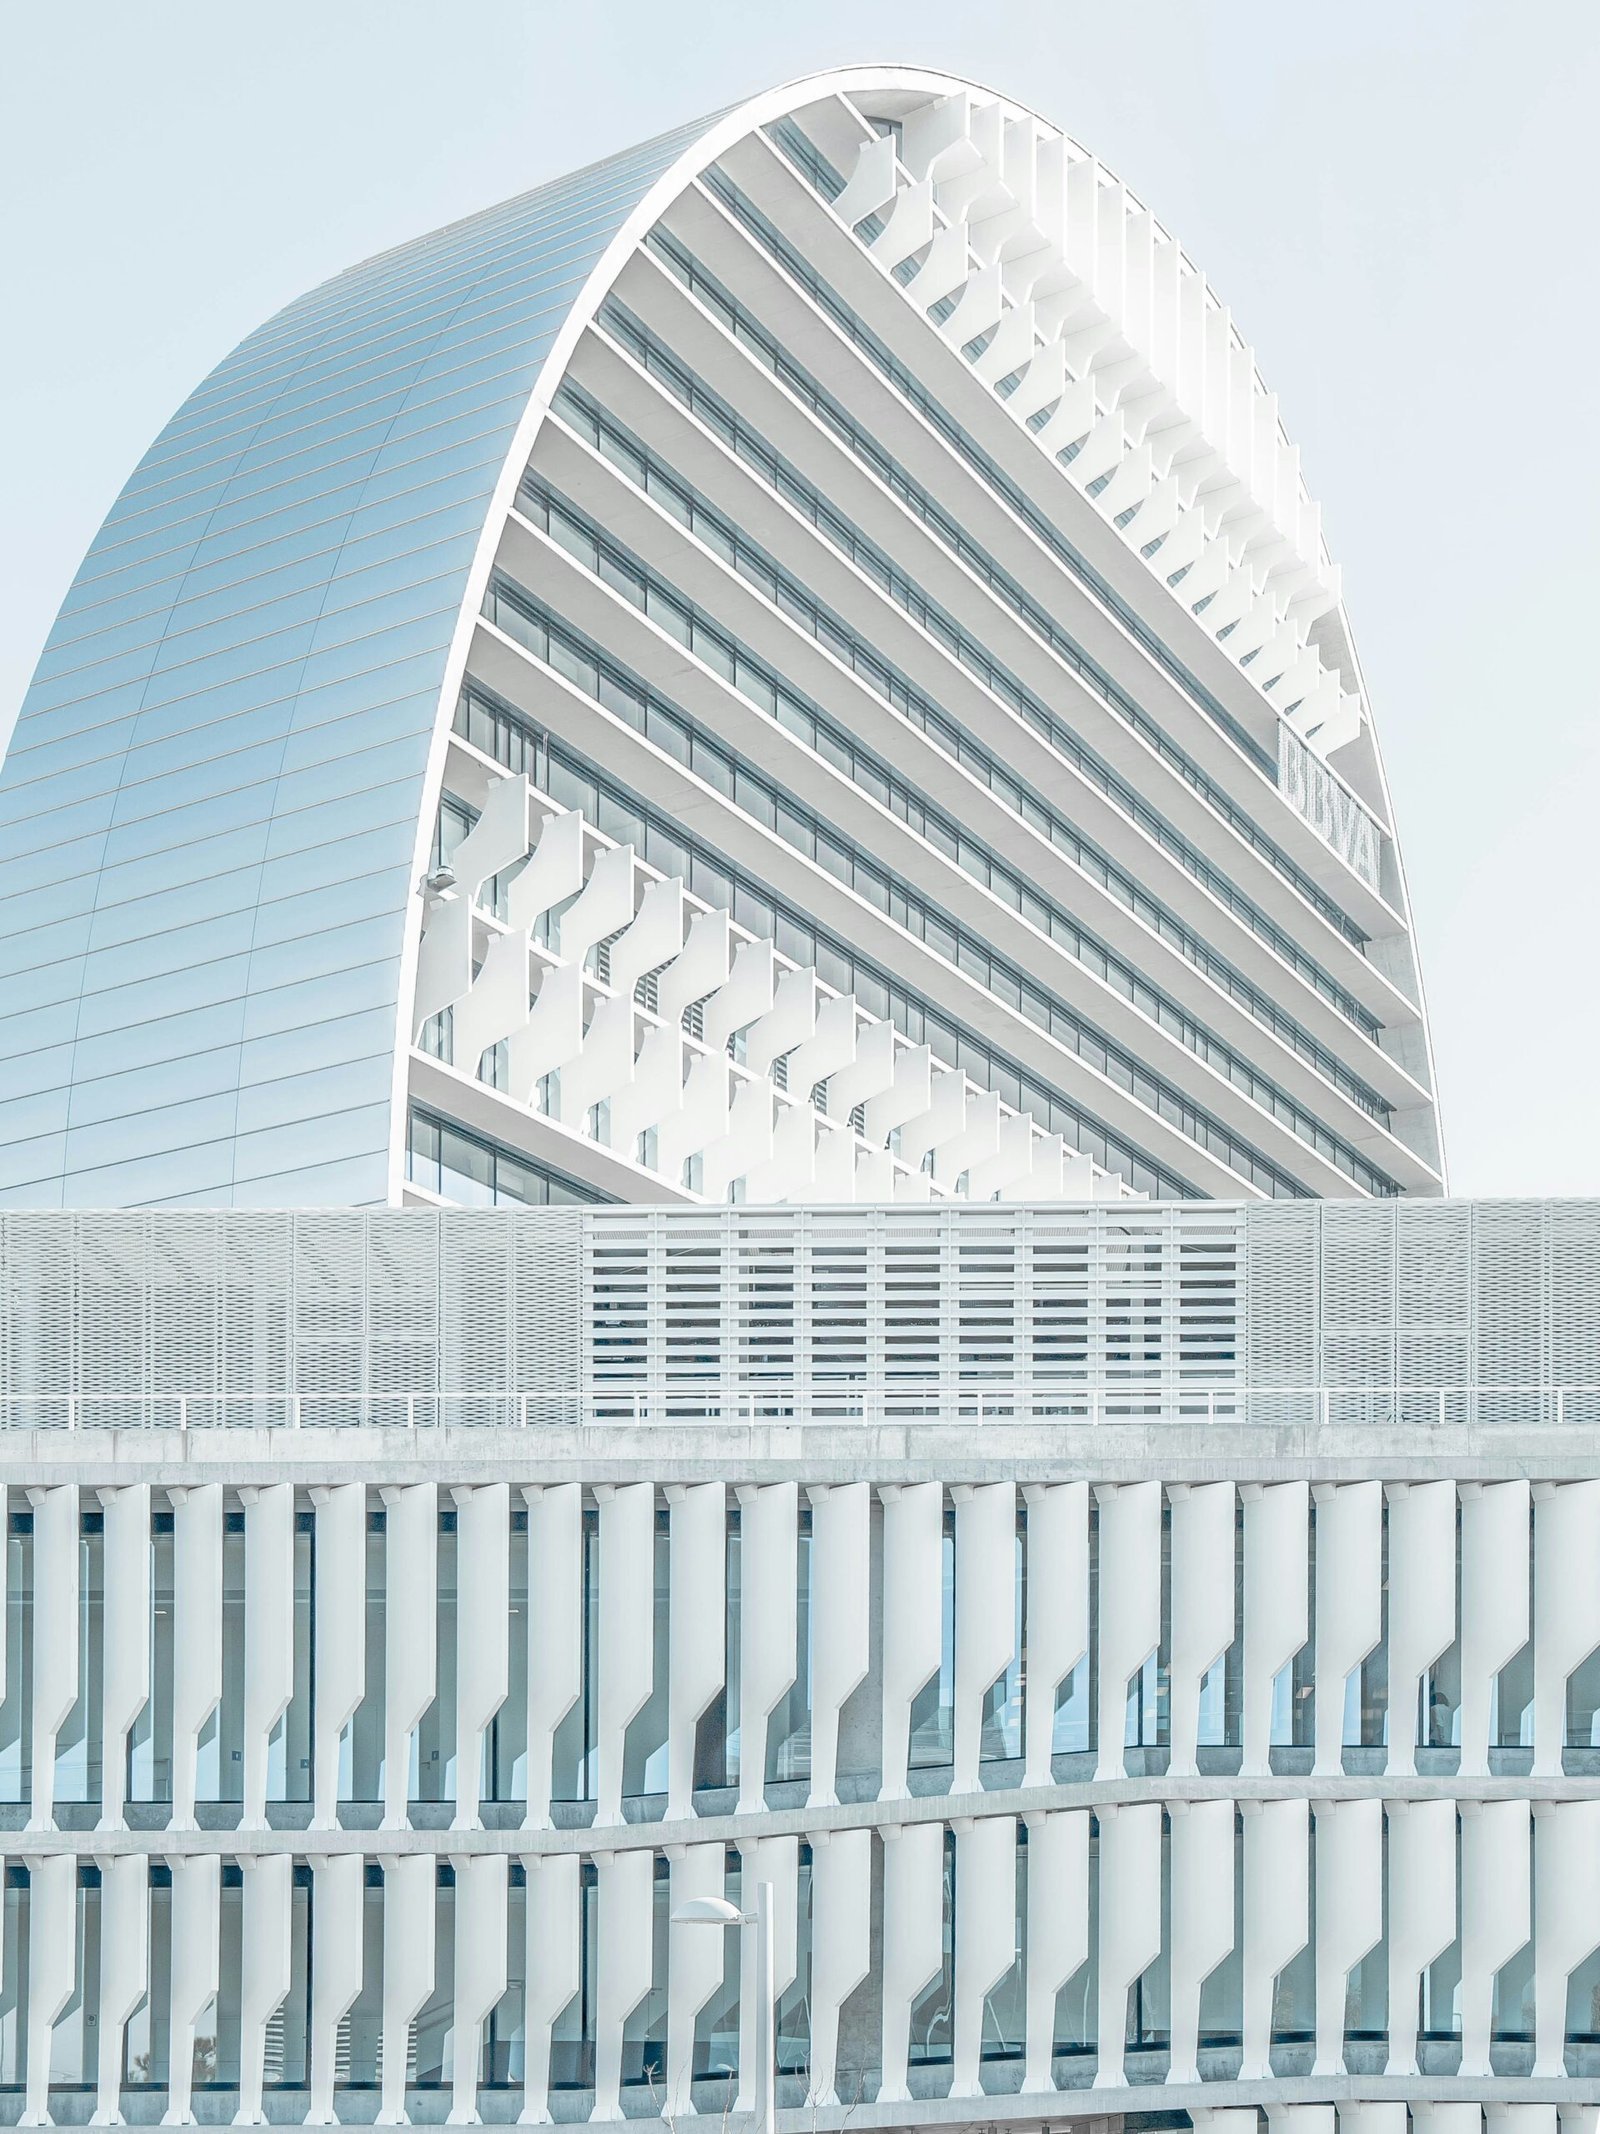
670,1883,776,2134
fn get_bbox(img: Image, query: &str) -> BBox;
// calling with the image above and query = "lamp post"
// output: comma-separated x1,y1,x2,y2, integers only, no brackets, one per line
670,1882,775,2134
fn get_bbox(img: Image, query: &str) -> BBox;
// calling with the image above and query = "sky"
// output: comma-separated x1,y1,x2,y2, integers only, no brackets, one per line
2,0,1595,1198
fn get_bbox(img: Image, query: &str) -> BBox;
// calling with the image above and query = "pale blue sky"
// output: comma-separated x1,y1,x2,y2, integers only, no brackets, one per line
3,0,1595,1195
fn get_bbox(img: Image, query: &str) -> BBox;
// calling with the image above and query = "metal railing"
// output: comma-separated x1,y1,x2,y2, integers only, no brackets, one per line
0,1384,1597,1431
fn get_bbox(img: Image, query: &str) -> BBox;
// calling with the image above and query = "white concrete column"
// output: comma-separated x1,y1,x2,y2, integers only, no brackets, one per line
806,1483,870,1809
1021,1808,1088,2094
97,1485,150,1834
381,1482,437,1832
168,1484,222,1835
1459,1480,1531,1779
1312,1482,1383,1777
238,1483,294,1832
734,1835,798,2115
452,1483,510,1831
1197,2114,1274,2134
1094,1800,1162,2087
1385,1481,1457,1777
1460,1799,1531,2078
879,1484,944,1802
522,1851,581,2125
163,1851,220,2126
1411,2108,1484,2134
736,1483,798,1815
1312,1797,1382,2075
1168,1798,1236,2084
879,1820,945,2102
1094,1482,1161,1781
309,1482,365,1831
377,1853,435,2125
665,1843,725,2116
1241,1482,1309,1778
450,1852,508,2125
1532,1482,1600,1777
307,1853,365,2124
1533,1799,1600,2075
524,1482,580,1833
91,1851,147,2127
233,1852,292,2127
952,1485,1016,1794
1168,1484,1235,1779
1021,1483,1088,1788
28,1484,79,1832
22,1851,76,2125
664,1484,725,1821
590,1847,654,2122
1340,2107,1408,2134
807,1826,872,2106
951,1814,1016,2096
594,1483,655,1828
1385,1797,1458,2075
1240,1797,1309,2080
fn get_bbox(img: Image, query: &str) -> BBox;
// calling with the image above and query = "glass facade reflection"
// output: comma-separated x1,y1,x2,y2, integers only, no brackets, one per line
0,115,716,1209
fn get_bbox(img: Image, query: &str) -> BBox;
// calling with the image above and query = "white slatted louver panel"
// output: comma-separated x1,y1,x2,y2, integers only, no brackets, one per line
955,1213,1017,1408
585,1216,649,1419
439,1210,514,1426
3,1213,76,1427
1472,1201,1548,1429
1029,1211,1092,1406
791,1212,815,1414
1015,1212,1039,1406
1177,1210,1243,1410
661,1213,725,1417
1321,1201,1396,1424
220,1214,292,1427
1243,1204,1319,1428
514,1208,582,1425
1396,1202,1472,1426
1549,1201,1600,1428
936,1212,961,1404
76,1212,150,1430
735,1212,798,1421
366,1211,439,1426
150,1216,219,1428
293,1213,368,1424
1100,1212,1168,1418
877,1215,937,1409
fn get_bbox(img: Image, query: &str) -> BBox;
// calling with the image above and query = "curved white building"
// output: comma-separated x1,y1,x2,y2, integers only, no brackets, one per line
7,68,1586,2134
0,66,1440,1212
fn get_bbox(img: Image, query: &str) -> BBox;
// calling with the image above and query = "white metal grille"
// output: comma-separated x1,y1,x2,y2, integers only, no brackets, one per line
580,1205,1243,1423
1,1201,1598,1427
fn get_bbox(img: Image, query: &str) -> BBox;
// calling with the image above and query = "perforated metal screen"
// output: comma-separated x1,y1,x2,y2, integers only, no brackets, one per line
1243,1198,1600,1426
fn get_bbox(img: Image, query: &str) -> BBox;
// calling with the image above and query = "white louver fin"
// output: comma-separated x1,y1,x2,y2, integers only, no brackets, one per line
816,89,1371,770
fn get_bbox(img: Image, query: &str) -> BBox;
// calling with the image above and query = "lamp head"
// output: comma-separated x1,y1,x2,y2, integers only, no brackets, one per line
671,1895,745,1926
